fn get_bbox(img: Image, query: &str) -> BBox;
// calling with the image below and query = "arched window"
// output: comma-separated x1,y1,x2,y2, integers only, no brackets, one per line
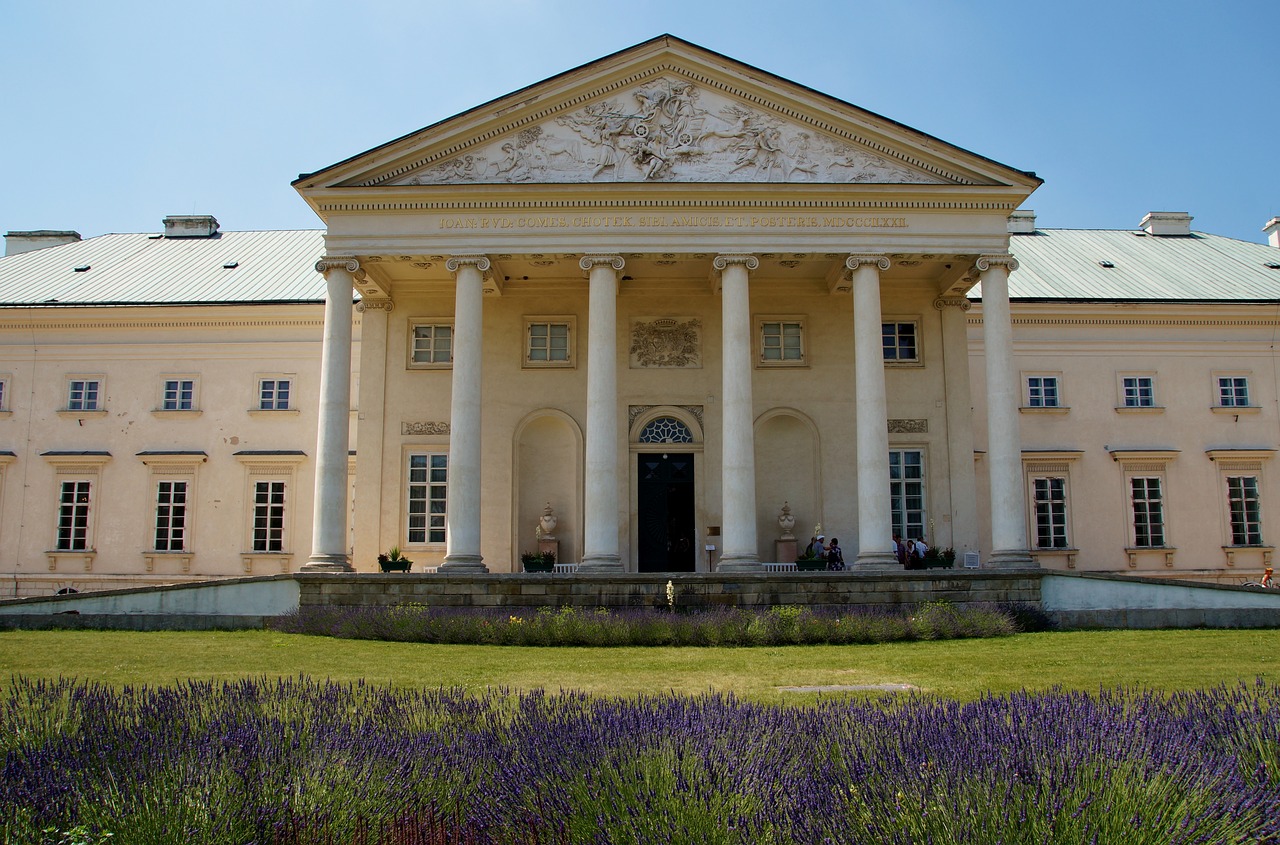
638,417,693,444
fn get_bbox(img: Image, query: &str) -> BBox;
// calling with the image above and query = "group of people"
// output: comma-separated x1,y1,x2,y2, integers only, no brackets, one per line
800,534,931,570
801,534,845,570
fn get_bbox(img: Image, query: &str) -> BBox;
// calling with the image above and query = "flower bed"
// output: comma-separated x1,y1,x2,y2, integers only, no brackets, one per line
270,601,1027,646
4,677,1278,843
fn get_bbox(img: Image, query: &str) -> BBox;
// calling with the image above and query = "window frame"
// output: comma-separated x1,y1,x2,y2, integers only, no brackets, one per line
1207,450,1275,557
0,374,9,414
159,376,198,412
405,451,449,548
755,316,807,368
1117,373,1161,412
1226,475,1263,547
523,316,576,369
41,451,112,562
65,376,103,413
1110,449,1178,566
257,376,294,411
888,448,927,542
1022,372,1065,411
407,320,455,369
1129,475,1166,549
881,319,921,366
234,451,306,568
1214,373,1255,411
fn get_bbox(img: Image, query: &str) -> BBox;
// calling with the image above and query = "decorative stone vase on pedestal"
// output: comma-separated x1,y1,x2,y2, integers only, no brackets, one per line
774,502,798,564
536,502,560,562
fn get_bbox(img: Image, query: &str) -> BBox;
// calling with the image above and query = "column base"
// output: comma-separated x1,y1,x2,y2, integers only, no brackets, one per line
716,555,762,572
985,550,1040,570
577,555,622,573
438,555,488,573
299,555,354,573
853,552,902,571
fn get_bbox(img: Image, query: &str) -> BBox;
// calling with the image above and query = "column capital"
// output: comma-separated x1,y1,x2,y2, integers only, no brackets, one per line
845,254,891,272
315,257,360,275
355,299,394,313
932,296,972,312
712,253,759,271
579,254,625,273
975,254,1019,273
445,254,492,273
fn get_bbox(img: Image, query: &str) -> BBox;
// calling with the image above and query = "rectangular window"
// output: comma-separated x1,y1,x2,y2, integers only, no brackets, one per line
1033,477,1069,549
1227,476,1262,546
1123,376,1155,408
527,322,570,363
56,480,92,551
1027,376,1060,408
258,379,291,411
889,449,925,540
67,379,100,411
1218,376,1250,407
252,481,286,553
162,379,195,411
882,322,917,362
761,321,803,362
154,480,188,552
407,453,448,544
0,378,7,411
411,324,453,366
1131,476,1165,548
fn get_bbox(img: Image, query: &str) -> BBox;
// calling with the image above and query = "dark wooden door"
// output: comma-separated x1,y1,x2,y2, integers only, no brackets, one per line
637,452,695,572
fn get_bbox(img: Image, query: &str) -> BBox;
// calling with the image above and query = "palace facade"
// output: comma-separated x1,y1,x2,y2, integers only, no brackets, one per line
2,36,1279,596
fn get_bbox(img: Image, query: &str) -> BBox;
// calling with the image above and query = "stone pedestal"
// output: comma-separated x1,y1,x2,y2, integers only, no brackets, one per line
775,539,797,564
538,538,559,560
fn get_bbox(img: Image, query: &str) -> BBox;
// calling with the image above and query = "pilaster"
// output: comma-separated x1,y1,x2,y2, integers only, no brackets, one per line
934,296,979,558
352,297,392,570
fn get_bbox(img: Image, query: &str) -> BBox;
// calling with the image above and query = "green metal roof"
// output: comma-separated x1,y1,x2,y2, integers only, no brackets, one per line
998,228,1280,301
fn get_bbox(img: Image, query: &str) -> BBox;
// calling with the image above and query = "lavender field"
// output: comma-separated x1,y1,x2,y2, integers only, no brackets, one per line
4,676,1279,844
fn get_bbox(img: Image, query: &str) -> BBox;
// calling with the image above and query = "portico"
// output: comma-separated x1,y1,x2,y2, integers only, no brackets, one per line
294,35,1040,575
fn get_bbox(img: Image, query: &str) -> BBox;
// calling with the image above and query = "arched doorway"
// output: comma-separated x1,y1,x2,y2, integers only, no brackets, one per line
631,412,701,572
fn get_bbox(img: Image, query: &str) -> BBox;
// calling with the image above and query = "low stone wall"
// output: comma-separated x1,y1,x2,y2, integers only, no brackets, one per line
295,570,1041,611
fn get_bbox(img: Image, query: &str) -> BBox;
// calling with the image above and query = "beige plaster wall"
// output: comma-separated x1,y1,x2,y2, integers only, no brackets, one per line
969,301,1280,579
0,304,357,596
360,272,963,571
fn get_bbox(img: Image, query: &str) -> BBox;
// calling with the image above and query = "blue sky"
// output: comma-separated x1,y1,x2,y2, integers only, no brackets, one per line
3,1,1275,243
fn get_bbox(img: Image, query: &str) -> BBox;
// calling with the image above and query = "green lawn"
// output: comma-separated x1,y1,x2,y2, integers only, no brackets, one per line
3,628,1279,703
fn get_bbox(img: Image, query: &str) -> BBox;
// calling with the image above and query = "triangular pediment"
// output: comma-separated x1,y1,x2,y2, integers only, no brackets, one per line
298,36,1039,194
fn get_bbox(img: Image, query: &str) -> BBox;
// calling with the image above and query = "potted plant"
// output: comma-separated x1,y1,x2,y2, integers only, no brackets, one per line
795,550,827,571
377,546,413,572
922,546,956,569
520,550,556,573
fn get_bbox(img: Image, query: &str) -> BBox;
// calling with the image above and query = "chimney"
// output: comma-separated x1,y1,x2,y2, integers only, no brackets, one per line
1140,211,1193,237
5,230,82,256
163,215,220,238
1265,217,1280,249
1008,209,1037,234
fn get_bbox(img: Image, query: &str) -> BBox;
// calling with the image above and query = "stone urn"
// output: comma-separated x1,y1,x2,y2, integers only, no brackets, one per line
777,502,796,540
539,502,558,539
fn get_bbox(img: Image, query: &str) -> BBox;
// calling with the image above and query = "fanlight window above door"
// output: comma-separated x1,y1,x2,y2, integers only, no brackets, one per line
639,417,693,444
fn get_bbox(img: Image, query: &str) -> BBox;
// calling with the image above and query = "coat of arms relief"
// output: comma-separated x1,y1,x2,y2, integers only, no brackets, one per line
400,78,948,186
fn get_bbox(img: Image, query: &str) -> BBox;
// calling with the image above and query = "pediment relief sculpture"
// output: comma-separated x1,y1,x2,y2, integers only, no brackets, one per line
397,77,951,187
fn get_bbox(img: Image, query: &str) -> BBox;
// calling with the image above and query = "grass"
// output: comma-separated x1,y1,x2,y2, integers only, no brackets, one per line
3,627,1280,703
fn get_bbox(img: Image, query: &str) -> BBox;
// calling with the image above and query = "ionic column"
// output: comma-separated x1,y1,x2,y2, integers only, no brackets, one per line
352,298,392,570
713,254,762,571
977,254,1035,568
302,258,358,572
439,255,489,572
934,296,979,558
849,254,899,570
578,254,625,573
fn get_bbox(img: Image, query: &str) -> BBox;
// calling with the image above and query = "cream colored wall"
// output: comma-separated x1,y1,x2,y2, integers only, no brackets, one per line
360,272,962,571
0,303,354,597
969,301,1280,579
